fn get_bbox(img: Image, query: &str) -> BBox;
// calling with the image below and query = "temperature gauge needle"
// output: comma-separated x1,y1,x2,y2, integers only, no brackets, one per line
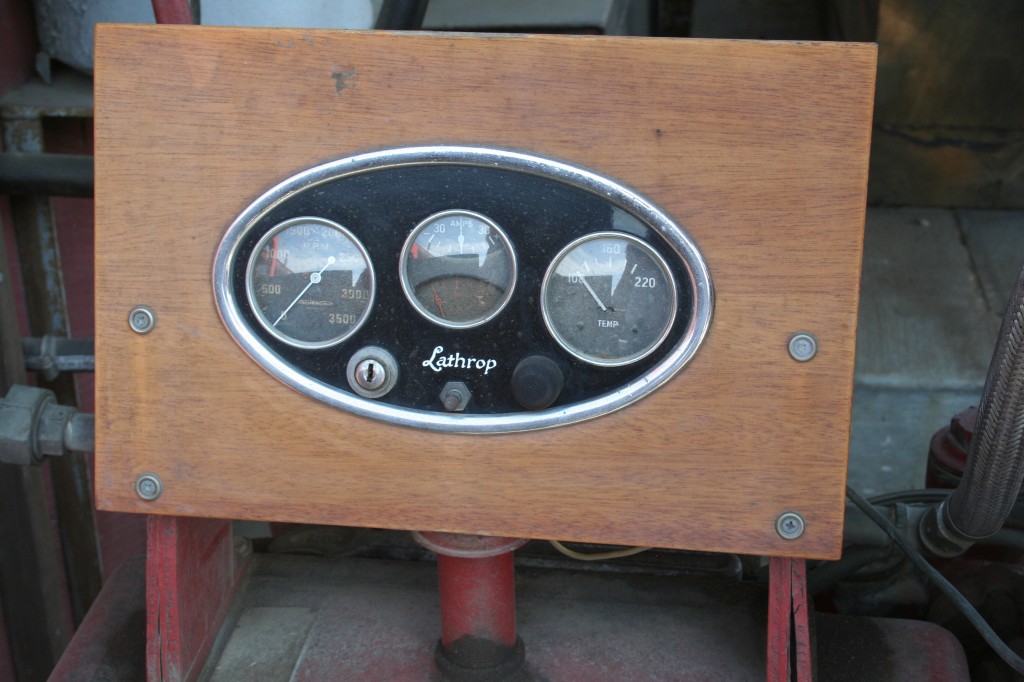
576,271,608,312
274,256,335,326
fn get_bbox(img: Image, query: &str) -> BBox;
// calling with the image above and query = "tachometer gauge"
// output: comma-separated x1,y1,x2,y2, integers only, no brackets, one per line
246,216,374,349
541,232,677,366
399,210,516,328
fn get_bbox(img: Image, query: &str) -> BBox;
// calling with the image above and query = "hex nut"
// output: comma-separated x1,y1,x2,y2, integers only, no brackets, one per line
0,385,53,466
135,473,163,501
129,306,156,334
788,333,817,362
440,382,470,412
776,511,806,540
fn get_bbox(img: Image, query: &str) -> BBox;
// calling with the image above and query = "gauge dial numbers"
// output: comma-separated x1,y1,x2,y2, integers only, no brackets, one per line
400,210,517,329
246,217,375,349
541,232,678,366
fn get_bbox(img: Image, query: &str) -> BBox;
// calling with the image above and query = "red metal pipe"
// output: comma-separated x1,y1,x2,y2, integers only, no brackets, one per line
414,532,527,677
151,0,197,25
436,551,517,647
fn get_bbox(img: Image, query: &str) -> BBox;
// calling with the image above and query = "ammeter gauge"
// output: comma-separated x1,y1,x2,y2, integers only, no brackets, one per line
541,232,677,366
399,210,516,329
246,216,375,349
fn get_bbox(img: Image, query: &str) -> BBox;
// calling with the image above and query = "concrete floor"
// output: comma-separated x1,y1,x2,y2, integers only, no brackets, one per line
848,208,1024,496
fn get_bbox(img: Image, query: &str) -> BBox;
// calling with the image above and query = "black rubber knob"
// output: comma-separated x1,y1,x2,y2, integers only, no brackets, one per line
511,356,564,411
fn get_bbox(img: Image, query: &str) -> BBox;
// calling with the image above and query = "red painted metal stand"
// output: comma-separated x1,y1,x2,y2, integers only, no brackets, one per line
414,532,528,680
767,557,813,682
151,0,198,25
146,516,247,682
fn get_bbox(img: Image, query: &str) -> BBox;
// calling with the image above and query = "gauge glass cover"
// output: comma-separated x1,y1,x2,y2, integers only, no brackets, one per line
246,216,374,348
541,232,677,366
400,210,517,328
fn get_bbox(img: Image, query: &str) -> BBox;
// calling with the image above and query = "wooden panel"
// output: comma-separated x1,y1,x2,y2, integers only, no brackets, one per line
93,26,876,559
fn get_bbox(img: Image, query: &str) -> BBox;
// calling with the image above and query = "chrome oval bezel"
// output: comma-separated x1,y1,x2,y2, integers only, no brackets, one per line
398,209,517,329
213,145,714,434
540,231,678,367
245,216,376,349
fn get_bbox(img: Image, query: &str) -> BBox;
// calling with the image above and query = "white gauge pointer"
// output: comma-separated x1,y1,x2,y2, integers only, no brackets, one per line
576,271,608,312
273,256,335,326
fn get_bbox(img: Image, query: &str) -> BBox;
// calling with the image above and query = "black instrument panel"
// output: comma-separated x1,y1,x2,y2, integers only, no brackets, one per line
214,147,712,431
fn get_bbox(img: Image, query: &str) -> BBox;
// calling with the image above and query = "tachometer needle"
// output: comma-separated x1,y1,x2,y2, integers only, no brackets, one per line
576,271,608,312
274,256,335,326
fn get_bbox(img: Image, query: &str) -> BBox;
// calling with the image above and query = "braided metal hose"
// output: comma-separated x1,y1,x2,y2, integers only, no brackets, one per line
921,264,1024,555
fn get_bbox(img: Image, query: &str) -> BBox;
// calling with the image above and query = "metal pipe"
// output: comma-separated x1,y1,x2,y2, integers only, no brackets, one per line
437,552,517,649
3,112,103,622
0,208,72,678
21,336,94,378
151,0,199,24
0,153,93,197
921,263,1024,556
414,532,526,680
0,385,95,465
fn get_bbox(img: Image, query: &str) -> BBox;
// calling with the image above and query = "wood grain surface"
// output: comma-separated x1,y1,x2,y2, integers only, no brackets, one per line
93,25,876,559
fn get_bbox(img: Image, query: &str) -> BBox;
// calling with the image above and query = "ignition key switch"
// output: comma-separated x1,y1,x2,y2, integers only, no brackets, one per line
346,346,399,399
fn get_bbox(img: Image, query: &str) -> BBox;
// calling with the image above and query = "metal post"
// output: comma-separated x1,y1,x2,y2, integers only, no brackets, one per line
767,557,813,682
151,0,200,25
414,532,527,680
0,213,72,681
2,90,103,625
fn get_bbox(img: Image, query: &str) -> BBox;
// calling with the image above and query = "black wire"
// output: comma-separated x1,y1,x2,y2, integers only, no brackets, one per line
807,545,891,595
846,485,1024,674
867,489,949,506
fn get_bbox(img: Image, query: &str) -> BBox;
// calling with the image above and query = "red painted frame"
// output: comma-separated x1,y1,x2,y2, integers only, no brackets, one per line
767,557,813,681
151,0,196,25
146,516,244,682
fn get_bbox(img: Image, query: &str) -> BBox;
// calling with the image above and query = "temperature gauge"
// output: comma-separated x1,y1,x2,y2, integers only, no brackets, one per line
400,210,516,328
246,216,375,349
541,232,677,366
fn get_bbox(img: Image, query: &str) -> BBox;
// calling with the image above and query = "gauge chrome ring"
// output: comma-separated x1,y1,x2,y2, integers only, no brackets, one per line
398,209,517,329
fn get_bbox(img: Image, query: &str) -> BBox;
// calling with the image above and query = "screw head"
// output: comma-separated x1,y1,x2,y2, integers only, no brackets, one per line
788,333,817,362
776,511,806,540
135,473,163,501
129,306,156,334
